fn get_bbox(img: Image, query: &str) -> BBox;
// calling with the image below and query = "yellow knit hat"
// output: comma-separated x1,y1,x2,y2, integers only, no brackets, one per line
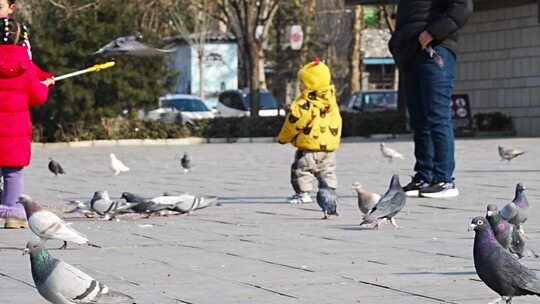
297,58,331,90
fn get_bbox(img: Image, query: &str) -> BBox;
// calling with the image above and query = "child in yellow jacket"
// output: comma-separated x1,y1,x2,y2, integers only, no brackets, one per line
278,58,342,204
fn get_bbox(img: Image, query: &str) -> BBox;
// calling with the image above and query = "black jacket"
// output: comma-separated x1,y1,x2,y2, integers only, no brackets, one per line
389,0,473,70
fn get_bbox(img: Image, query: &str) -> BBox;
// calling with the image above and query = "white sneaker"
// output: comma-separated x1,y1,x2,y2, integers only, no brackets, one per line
287,193,313,204
419,182,459,198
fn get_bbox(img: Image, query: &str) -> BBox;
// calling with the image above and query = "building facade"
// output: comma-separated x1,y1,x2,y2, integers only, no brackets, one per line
456,0,540,136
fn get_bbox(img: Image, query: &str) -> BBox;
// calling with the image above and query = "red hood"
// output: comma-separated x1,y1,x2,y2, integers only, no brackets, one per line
0,45,31,78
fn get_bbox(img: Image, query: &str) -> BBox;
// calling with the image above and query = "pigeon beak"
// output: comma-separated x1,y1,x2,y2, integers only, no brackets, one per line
486,211,493,217
468,223,477,231
22,248,29,256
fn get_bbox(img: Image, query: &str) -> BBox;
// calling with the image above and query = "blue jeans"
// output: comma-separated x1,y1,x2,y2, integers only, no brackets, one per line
402,46,456,183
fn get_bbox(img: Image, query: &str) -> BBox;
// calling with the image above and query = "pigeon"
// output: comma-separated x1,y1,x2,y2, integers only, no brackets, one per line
165,193,218,214
380,143,404,162
24,240,135,304
352,182,381,215
181,152,192,174
121,192,217,216
498,146,526,162
89,191,134,220
18,195,100,249
470,216,540,304
48,158,66,176
360,174,406,229
486,204,538,259
501,183,528,236
316,176,338,219
121,192,174,215
110,153,130,176
94,33,173,57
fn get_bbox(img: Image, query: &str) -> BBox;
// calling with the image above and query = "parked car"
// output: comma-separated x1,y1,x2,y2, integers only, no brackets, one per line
216,89,285,117
342,90,398,113
147,94,215,126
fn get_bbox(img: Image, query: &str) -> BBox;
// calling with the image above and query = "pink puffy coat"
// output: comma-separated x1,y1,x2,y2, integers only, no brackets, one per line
0,45,50,167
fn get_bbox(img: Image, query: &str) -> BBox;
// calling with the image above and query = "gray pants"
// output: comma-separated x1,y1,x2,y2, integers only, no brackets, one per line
291,150,337,193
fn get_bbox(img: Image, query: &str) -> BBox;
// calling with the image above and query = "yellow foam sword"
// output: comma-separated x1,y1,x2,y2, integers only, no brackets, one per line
54,61,116,81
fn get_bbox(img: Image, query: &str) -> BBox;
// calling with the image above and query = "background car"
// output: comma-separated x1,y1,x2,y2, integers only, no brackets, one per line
216,89,285,117
342,90,398,113
147,94,215,127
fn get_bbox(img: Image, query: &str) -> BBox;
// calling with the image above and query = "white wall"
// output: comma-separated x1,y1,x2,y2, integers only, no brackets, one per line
455,4,540,135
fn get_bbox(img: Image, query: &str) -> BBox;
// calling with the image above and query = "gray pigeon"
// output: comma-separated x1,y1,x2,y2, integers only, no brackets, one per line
165,193,218,214
24,240,135,304
121,192,173,215
181,152,192,174
501,183,529,235
316,176,338,219
471,216,540,303
89,191,134,220
499,146,526,162
18,195,100,250
94,33,173,57
486,204,538,259
360,174,406,229
48,158,65,176
352,182,381,215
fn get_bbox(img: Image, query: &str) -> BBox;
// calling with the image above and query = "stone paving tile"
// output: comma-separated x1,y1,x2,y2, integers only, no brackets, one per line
1,138,540,303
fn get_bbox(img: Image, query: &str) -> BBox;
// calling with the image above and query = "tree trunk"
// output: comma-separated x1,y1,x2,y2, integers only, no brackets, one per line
349,5,363,95
248,40,260,117
257,46,267,90
198,47,205,100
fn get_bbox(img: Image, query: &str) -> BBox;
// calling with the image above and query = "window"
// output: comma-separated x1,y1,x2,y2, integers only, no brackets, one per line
163,98,209,112
245,92,279,110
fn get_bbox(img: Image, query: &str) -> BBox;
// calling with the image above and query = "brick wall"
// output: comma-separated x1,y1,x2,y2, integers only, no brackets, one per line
455,3,540,136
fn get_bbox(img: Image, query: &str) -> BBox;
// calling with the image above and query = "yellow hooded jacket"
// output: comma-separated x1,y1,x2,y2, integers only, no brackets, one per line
278,85,342,151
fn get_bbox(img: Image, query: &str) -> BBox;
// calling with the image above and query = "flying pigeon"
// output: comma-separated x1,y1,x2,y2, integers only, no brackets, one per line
110,153,130,176
360,174,406,229
18,195,100,249
94,33,174,57
24,240,135,304
181,152,192,174
486,204,538,259
48,158,66,176
500,183,529,236
352,182,381,215
498,146,526,162
380,143,404,162
470,216,540,304
316,176,338,219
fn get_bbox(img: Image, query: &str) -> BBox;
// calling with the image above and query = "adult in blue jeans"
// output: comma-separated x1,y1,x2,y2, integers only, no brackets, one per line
389,0,473,198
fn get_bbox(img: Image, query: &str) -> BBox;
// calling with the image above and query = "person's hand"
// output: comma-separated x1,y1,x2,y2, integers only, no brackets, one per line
41,77,55,87
418,31,434,49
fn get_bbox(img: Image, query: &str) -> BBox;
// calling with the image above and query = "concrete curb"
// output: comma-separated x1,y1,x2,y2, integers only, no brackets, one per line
31,135,416,148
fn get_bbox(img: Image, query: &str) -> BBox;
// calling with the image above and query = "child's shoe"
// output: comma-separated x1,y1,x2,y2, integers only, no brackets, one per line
4,217,27,229
287,193,313,204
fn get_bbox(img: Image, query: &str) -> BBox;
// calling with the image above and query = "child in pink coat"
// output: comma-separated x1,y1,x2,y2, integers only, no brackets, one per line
0,18,54,228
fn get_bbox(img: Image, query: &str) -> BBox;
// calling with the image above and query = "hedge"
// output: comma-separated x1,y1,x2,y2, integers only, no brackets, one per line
32,111,409,142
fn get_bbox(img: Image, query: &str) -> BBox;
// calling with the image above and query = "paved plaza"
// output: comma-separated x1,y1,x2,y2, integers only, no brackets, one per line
2,137,540,303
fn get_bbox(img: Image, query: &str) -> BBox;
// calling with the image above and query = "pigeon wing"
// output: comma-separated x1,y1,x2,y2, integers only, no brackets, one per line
500,203,518,222
30,211,88,244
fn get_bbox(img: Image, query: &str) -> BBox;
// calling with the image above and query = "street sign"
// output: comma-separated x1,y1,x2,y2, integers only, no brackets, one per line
289,25,303,50
451,94,474,136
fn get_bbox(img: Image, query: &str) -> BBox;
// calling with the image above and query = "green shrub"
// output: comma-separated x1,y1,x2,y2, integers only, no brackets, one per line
474,112,513,132
33,112,409,142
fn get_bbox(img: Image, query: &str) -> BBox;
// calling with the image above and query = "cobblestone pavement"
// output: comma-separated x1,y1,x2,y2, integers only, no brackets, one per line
2,137,540,303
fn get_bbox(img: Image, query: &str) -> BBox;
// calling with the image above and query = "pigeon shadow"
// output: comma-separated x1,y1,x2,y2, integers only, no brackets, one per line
463,169,540,173
393,271,476,276
337,226,376,231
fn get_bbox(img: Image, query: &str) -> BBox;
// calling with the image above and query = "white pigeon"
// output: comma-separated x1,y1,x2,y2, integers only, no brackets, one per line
352,182,381,215
25,240,135,304
110,153,130,175
380,143,404,162
19,195,99,249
